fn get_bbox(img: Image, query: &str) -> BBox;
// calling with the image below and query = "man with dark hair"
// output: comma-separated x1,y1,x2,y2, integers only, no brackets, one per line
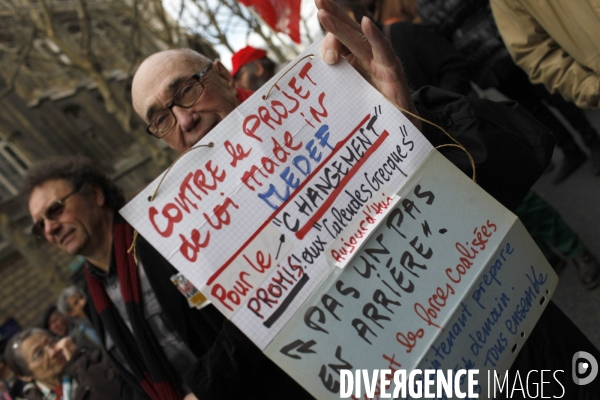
4,328,122,400
23,156,311,399
230,46,277,91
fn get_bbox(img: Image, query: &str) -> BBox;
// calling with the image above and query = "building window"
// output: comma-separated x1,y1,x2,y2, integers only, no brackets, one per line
0,138,30,201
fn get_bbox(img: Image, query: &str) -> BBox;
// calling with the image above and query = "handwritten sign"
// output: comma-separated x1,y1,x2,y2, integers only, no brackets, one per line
121,39,557,397
121,40,433,348
326,188,401,269
264,151,558,399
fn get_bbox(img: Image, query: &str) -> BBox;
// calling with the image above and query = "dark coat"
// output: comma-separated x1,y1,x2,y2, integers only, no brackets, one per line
23,348,122,400
414,86,554,211
85,235,313,400
385,22,472,95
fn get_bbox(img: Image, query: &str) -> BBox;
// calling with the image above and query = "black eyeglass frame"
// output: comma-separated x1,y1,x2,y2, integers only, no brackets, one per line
146,63,213,138
31,186,80,238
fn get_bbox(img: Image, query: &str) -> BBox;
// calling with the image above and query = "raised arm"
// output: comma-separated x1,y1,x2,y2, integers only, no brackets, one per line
316,0,422,130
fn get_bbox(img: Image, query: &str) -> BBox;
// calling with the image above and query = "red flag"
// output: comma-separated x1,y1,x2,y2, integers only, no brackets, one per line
238,0,302,44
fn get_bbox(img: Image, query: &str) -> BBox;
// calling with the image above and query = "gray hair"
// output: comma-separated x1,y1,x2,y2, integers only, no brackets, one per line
4,328,50,377
57,286,84,314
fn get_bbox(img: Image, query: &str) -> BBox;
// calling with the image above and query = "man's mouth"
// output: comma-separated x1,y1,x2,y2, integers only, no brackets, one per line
59,229,75,246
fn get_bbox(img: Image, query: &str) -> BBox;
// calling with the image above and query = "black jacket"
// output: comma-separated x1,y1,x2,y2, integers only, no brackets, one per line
414,86,553,211
386,22,472,95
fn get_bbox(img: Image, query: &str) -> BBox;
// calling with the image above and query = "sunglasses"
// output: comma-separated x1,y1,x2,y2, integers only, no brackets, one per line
31,187,79,238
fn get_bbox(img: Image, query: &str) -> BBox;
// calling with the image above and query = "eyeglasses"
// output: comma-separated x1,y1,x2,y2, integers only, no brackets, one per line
30,337,58,363
147,63,213,138
31,187,79,238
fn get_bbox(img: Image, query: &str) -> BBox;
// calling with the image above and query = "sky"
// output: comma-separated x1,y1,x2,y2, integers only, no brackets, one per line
163,0,324,70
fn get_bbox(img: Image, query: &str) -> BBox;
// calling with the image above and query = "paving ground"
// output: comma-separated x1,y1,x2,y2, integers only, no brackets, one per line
532,109,600,349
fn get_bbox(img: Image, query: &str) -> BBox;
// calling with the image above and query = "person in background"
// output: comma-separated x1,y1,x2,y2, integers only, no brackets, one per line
490,0,600,111
231,46,277,91
41,307,100,350
366,0,422,25
516,192,600,290
57,286,87,320
4,328,123,400
333,0,473,95
416,0,600,182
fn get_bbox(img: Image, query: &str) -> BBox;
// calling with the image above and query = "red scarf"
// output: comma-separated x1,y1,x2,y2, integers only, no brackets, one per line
237,87,253,103
85,219,182,400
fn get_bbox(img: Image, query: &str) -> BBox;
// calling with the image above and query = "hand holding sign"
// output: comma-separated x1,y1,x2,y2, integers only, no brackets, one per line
316,0,422,131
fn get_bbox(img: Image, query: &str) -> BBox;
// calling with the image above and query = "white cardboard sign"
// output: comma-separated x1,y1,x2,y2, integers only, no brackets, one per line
121,39,557,398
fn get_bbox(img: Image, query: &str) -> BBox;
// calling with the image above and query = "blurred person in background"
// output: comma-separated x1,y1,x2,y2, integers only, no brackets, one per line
4,328,123,400
230,46,277,91
416,0,600,183
41,307,100,350
516,192,600,289
364,0,422,24
333,0,473,96
491,0,600,111
57,286,87,320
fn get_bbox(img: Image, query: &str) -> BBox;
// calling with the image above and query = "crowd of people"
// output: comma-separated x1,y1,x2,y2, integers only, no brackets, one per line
2,0,600,398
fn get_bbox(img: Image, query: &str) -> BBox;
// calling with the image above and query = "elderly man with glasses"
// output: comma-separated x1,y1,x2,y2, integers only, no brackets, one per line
22,156,312,400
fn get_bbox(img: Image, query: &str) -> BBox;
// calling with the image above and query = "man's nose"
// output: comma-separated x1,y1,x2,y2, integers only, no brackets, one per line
45,218,61,236
172,105,197,131
48,344,61,360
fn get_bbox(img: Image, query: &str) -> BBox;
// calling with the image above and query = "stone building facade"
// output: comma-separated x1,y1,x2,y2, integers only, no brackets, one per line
0,0,218,328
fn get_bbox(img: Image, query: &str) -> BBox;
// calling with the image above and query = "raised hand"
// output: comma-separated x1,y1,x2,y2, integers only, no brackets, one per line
55,337,77,361
316,0,421,130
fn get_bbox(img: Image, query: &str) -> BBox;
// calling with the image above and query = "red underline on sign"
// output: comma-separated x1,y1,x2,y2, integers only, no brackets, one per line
295,129,390,240
206,114,371,286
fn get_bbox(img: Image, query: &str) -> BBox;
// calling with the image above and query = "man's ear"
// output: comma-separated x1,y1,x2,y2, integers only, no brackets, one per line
254,61,265,78
213,60,236,91
90,185,106,207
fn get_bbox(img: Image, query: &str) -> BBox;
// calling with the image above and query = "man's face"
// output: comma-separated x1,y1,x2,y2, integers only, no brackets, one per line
47,312,68,337
19,333,66,384
132,52,240,154
28,179,103,257
234,60,270,92
234,66,254,91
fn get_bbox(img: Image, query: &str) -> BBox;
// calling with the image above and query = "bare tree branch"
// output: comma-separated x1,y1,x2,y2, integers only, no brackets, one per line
74,0,93,59
0,28,35,100
151,0,175,46
191,0,234,53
